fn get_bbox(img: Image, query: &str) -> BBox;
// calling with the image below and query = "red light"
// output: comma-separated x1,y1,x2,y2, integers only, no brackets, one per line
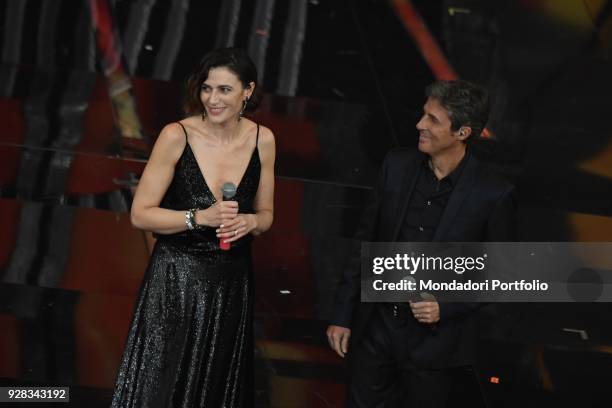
490,376,500,384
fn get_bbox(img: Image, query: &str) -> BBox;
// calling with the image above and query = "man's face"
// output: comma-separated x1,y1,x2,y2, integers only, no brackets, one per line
416,97,464,156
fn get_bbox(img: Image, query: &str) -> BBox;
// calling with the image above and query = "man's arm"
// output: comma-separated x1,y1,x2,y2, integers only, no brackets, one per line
330,155,389,327
437,184,517,322
485,185,518,242
327,153,391,357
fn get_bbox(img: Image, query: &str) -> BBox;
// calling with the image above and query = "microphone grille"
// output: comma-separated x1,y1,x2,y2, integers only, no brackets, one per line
221,182,237,198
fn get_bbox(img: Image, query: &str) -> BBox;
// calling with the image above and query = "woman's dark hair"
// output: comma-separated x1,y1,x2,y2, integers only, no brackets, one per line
425,80,489,140
184,47,260,115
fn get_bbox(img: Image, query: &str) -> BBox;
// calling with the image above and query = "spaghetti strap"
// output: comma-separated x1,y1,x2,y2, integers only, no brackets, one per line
177,122,188,144
255,124,260,147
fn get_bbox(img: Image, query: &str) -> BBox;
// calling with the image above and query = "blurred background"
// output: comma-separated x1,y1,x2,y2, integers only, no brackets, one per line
0,0,611,406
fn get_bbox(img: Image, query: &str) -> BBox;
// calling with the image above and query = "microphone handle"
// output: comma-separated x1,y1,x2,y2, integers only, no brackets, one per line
219,193,235,251
219,237,231,250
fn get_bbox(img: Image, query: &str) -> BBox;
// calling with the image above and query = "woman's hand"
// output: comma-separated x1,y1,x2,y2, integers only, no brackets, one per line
196,201,238,228
216,213,257,243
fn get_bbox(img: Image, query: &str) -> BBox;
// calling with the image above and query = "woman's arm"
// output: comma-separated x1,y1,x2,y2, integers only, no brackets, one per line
130,123,189,234
217,126,275,242
249,126,275,235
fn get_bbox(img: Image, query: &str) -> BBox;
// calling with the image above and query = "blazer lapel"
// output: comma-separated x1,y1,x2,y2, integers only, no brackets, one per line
432,153,479,242
391,153,425,240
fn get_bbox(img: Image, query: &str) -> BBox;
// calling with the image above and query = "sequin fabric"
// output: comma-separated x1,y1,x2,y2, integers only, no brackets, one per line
111,124,261,408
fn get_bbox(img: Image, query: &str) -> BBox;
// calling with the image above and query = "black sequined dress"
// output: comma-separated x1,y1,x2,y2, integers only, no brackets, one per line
111,123,261,408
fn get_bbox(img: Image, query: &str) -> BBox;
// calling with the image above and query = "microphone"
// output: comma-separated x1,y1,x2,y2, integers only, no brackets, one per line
401,275,435,303
402,275,422,303
219,182,237,251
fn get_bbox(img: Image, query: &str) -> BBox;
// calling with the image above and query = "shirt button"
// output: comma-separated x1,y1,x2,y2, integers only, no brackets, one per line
419,226,424,232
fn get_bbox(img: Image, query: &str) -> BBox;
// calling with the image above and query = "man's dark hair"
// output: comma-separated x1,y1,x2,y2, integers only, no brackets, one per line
425,80,489,140
184,47,259,115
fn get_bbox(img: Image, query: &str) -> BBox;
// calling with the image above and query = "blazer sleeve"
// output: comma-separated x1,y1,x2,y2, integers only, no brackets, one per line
329,153,390,328
438,184,517,322
485,185,518,242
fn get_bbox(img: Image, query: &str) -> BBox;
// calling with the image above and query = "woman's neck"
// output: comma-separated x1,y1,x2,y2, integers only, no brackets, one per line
202,118,242,145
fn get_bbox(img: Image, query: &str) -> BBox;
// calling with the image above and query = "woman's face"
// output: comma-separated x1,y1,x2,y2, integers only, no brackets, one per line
200,67,253,124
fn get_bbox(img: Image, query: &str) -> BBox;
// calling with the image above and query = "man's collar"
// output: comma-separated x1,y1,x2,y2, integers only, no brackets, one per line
421,147,470,185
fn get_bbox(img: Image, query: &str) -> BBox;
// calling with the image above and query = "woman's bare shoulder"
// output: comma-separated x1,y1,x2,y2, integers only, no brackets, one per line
253,123,275,164
149,122,188,163
177,115,201,132
254,123,275,146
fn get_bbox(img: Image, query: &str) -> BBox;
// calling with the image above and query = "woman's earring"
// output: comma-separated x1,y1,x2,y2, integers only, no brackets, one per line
238,98,248,121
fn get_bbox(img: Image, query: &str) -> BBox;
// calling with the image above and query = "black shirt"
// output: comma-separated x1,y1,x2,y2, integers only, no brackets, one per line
398,150,469,242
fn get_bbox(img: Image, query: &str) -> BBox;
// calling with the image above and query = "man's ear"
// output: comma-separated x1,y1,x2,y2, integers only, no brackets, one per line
457,126,472,141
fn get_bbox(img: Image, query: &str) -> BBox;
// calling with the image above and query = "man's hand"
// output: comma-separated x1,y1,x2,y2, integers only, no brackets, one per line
326,325,351,358
410,300,440,324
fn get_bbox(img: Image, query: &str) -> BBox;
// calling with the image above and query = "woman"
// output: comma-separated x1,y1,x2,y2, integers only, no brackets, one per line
111,48,275,407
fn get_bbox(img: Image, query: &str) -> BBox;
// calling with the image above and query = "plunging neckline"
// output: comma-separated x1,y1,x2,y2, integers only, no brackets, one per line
186,142,257,204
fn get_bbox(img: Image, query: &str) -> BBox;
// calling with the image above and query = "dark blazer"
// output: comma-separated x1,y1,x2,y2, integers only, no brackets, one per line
331,148,517,368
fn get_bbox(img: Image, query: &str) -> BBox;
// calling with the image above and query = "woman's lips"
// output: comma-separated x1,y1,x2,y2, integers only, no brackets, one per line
208,107,225,116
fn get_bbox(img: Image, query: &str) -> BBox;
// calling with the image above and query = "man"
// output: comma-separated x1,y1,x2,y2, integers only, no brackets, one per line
327,80,516,407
